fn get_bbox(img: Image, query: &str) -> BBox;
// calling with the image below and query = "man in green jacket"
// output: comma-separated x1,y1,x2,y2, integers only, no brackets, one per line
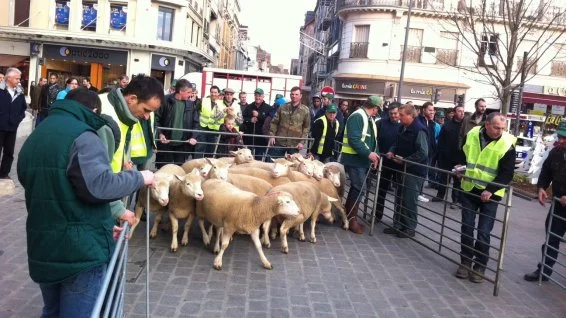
340,96,381,234
17,93,154,317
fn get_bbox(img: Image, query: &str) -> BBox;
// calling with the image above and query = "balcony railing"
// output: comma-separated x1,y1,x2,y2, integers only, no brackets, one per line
337,0,444,12
401,45,421,63
350,42,369,58
436,48,458,66
551,60,566,78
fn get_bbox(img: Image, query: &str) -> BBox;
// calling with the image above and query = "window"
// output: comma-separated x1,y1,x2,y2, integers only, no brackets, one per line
110,5,127,31
479,33,499,67
157,7,174,41
14,0,30,27
55,0,70,28
191,21,195,43
350,25,370,58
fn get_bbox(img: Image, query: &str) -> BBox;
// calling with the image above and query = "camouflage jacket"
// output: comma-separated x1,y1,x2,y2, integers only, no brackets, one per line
269,102,310,147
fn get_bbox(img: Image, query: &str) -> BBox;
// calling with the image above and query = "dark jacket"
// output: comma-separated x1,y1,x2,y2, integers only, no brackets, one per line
0,82,27,132
391,119,429,177
30,84,43,111
538,147,566,198
310,116,339,157
39,83,62,114
340,109,378,168
315,105,345,137
377,117,402,168
17,100,143,284
417,115,437,157
437,118,463,166
460,112,487,146
155,94,198,141
218,124,244,156
242,101,271,145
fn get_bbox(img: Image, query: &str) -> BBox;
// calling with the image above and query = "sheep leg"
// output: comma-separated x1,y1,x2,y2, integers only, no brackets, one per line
334,201,349,230
269,225,278,241
207,224,214,240
250,228,272,270
261,220,271,249
309,213,319,244
213,227,223,254
279,221,290,254
213,229,233,270
199,219,211,247
181,212,195,246
150,211,164,239
298,223,306,242
169,212,179,253
129,200,145,238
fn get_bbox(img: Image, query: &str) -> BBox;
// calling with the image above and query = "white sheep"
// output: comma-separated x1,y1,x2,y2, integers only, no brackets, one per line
235,160,275,171
205,158,231,181
196,179,300,270
229,166,292,187
217,148,254,164
324,162,346,197
130,164,186,238
181,157,216,177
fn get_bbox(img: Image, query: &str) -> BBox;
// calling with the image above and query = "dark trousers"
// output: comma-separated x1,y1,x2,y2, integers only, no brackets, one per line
436,160,461,203
376,164,398,217
395,174,423,230
0,131,17,178
156,143,193,167
538,203,566,275
460,191,498,268
195,129,219,158
268,146,298,159
35,112,47,128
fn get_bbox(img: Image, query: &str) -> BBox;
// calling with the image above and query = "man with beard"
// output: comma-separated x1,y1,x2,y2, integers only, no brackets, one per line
38,73,63,126
524,120,566,282
460,98,487,144
242,88,271,159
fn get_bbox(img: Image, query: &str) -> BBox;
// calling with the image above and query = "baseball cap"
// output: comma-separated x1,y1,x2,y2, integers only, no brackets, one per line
558,119,566,137
254,88,264,95
323,93,334,100
367,95,382,107
274,97,287,106
435,111,445,118
326,104,338,113
275,93,284,100
224,87,235,94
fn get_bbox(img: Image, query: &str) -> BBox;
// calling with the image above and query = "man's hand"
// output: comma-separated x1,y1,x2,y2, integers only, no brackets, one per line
297,143,304,150
269,137,276,146
113,226,123,241
560,195,566,207
368,152,380,168
453,165,465,178
251,117,258,124
385,152,394,160
252,110,259,117
538,188,548,207
159,133,169,144
480,190,493,203
226,107,235,116
123,160,134,170
187,138,197,145
239,131,244,136
140,170,155,186
120,210,135,226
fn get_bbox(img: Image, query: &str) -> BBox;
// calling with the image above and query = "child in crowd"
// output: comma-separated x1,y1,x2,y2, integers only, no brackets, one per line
218,115,244,156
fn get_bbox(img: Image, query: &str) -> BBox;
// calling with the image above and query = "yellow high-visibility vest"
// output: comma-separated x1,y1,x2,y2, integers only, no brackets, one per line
461,126,516,197
342,108,377,155
199,97,214,129
130,113,155,159
315,116,339,155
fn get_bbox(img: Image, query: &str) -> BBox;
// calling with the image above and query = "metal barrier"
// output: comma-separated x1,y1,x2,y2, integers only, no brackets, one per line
343,154,513,296
91,222,130,318
540,197,566,288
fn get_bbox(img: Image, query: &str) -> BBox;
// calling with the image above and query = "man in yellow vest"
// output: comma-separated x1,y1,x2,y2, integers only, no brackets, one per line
196,85,222,157
454,112,516,283
340,96,381,234
310,104,339,163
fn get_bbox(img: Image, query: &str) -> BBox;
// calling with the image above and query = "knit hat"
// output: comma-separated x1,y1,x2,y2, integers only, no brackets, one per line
323,93,334,100
274,97,287,106
558,119,566,137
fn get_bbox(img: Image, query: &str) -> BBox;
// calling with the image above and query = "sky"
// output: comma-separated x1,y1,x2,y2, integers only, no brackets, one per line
239,0,317,69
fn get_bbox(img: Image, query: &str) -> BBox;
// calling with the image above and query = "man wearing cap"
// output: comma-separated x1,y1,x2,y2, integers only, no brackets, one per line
310,95,322,126
274,94,284,106
454,112,515,283
243,88,272,159
310,104,340,163
316,93,345,138
524,120,566,283
268,86,310,158
341,96,381,234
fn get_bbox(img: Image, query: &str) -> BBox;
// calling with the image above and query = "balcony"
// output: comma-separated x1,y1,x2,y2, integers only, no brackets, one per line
400,45,421,63
436,49,458,66
350,42,369,58
337,0,444,13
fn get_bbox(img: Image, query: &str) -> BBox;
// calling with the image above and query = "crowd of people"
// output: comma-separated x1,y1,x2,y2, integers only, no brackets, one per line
1,68,566,314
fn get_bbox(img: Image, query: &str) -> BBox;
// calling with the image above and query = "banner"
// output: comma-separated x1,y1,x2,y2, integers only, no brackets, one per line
55,2,70,25
110,6,127,30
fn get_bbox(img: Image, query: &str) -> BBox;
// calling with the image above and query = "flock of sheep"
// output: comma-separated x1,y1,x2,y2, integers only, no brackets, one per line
129,149,348,270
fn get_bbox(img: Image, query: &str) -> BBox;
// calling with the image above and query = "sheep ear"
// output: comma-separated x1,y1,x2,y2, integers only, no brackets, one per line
270,157,276,162
205,157,213,164
285,153,291,160
190,168,200,176
229,151,237,156
175,174,184,181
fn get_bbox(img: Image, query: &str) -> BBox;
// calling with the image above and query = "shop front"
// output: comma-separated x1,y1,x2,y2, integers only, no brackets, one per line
399,84,457,109
151,54,176,87
42,44,128,89
334,78,387,110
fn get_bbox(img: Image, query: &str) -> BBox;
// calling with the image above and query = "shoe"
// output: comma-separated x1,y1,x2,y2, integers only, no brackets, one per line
450,204,457,210
345,196,364,234
455,262,472,279
524,269,549,282
431,196,443,202
417,195,429,202
383,227,400,235
469,266,485,283
397,229,415,238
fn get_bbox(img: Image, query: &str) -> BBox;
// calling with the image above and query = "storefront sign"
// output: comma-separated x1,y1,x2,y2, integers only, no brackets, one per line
551,105,565,115
151,54,176,72
543,86,566,96
43,44,128,65
545,114,565,125
400,85,457,103
334,79,384,95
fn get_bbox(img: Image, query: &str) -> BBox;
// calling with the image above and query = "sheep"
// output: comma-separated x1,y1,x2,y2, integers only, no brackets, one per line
324,162,346,197
130,164,186,238
229,166,292,187
195,179,300,270
235,160,275,171
266,181,336,254
167,168,204,252
205,158,231,181
217,148,254,164
181,157,216,177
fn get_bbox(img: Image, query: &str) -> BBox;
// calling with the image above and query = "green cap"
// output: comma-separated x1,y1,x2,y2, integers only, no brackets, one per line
435,111,445,118
171,79,177,86
254,88,264,95
326,104,338,113
323,93,334,100
275,93,284,100
367,95,382,107
558,119,566,137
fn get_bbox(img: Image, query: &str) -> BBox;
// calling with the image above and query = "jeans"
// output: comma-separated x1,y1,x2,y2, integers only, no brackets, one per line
538,203,566,275
460,191,498,268
345,165,369,203
435,160,461,203
195,130,219,158
39,264,107,318
0,131,17,178
394,174,423,230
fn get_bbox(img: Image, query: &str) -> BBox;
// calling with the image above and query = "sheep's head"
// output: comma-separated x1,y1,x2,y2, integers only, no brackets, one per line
311,159,325,180
206,158,230,181
323,166,341,187
271,158,296,178
286,153,305,162
150,173,175,206
272,191,300,217
176,168,204,200
230,148,254,164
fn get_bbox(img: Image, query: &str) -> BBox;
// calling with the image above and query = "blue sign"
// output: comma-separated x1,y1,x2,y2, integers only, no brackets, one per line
82,4,97,28
55,2,70,25
110,7,127,30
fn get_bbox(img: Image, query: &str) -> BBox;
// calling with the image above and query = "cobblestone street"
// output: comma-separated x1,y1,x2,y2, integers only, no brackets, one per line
1,136,565,318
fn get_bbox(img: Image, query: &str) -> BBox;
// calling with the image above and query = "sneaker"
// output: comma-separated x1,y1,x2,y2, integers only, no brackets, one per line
469,267,485,283
455,262,471,279
450,204,457,210
418,195,429,202
396,229,415,238
523,269,549,282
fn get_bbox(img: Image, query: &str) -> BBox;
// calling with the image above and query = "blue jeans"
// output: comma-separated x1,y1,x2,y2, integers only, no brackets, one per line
345,165,369,201
195,130,218,158
460,191,498,268
39,264,107,318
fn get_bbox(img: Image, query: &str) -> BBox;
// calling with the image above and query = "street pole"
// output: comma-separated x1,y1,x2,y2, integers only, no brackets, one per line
513,51,528,136
397,0,413,102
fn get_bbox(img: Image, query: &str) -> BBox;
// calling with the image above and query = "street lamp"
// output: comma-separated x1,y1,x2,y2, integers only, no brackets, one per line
397,0,414,102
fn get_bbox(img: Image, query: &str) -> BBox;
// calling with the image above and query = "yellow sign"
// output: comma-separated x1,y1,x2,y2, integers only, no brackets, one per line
545,114,565,125
544,86,566,96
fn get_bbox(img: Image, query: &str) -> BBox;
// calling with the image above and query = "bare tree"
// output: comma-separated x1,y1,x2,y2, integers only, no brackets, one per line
434,0,566,113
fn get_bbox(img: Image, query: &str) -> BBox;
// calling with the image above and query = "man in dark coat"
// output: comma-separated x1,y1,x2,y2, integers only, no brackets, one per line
242,88,271,160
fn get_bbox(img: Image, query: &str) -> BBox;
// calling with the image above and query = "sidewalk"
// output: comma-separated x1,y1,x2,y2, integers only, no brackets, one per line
0,133,565,317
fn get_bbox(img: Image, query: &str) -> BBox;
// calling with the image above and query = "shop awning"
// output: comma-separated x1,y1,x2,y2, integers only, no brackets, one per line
522,92,566,106
334,73,471,89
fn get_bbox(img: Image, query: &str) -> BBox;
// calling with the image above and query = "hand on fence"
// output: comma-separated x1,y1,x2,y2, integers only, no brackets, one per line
297,143,304,150
159,133,169,144
140,170,155,186
480,190,493,203
538,188,548,206
120,209,136,226
268,137,276,146
368,152,380,168
453,165,466,178
187,138,197,145
113,225,123,241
